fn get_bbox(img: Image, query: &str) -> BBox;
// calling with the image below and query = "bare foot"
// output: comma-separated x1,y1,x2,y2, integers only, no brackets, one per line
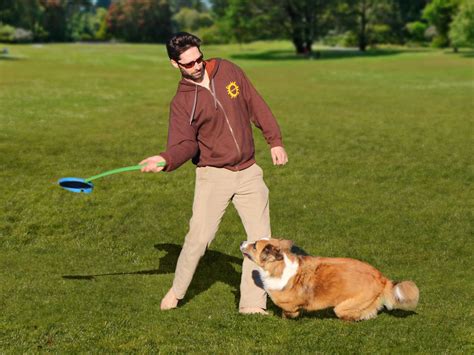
239,307,269,315
160,288,179,310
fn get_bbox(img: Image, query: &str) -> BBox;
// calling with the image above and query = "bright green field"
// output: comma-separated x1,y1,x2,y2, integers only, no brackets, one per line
1,42,473,352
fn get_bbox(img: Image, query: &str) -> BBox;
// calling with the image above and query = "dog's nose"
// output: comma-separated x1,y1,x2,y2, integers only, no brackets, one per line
240,241,248,250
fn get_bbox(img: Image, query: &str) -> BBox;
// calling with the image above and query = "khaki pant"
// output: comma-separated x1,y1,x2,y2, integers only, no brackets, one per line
172,163,270,309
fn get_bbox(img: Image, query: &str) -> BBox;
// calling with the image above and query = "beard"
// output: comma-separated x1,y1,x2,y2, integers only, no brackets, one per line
181,65,205,83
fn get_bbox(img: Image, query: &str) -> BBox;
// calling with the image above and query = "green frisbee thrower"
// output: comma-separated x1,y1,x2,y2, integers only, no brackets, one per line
58,162,166,194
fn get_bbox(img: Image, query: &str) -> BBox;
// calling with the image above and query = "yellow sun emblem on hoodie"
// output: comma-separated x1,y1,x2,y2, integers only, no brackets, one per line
226,81,240,99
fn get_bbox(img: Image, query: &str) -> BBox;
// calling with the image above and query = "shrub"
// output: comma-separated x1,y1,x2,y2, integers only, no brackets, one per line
342,31,358,47
199,23,231,44
0,24,33,43
323,30,348,47
13,28,33,43
406,21,429,43
173,7,213,32
370,24,393,45
0,24,15,42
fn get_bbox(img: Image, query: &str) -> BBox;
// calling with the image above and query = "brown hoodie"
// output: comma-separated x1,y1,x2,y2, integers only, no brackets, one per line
160,58,283,172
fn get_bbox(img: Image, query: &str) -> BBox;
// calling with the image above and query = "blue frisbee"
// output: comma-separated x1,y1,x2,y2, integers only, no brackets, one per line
58,177,94,194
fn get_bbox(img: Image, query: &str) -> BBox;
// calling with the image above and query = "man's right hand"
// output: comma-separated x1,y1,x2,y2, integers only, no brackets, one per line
139,155,167,173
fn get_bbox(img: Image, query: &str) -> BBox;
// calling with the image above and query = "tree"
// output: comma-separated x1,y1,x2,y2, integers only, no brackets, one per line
281,0,322,55
209,0,228,17
387,0,429,43
107,0,173,42
221,0,284,44
423,0,461,47
342,0,397,51
172,7,212,32
0,0,47,40
219,0,331,55
69,3,108,41
449,0,474,50
40,0,68,41
394,0,429,23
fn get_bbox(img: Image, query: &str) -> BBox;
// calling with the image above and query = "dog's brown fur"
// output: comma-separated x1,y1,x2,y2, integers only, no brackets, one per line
241,239,419,321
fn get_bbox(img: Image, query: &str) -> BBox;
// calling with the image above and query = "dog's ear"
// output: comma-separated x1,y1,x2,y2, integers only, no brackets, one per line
261,244,284,262
279,239,294,251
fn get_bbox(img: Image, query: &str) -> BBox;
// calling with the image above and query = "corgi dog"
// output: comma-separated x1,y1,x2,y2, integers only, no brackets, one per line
240,238,419,321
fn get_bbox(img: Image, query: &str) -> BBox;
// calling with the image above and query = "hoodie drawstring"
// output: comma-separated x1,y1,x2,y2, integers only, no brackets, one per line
189,78,218,125
189,85,198,125
211,79,217,110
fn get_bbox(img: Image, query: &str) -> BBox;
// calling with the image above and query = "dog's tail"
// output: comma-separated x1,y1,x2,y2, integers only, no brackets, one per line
383,280,419,311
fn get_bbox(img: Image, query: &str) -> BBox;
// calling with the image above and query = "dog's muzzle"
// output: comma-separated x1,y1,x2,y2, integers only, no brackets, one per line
240,241,253,260
240,241,250,251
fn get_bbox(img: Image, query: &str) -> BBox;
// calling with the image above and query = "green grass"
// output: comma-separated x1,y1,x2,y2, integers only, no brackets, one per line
1,41,473,352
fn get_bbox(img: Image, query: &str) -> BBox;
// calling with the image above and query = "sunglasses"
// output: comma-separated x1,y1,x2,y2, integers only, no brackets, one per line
178,55,204,69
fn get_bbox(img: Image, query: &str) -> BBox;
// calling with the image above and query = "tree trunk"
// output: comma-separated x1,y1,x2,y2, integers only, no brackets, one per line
304,3,315,56
358,0,368,51
285,0,314,56
292,35,305,54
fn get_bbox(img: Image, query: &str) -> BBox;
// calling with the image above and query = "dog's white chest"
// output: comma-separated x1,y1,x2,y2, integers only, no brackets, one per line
259,254,299,291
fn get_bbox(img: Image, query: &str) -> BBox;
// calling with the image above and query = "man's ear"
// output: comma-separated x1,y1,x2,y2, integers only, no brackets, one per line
261,244,283,262
170,59,179,69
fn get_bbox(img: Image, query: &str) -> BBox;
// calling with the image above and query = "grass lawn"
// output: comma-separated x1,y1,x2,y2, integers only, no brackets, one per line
0,41,473,352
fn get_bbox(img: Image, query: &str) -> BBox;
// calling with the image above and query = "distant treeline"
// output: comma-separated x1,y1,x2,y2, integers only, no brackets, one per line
0,0,473,53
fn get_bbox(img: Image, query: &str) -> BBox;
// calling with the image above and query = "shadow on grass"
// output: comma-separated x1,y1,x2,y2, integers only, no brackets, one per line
62,243,313,309
300,308,339,320
62,243,245,308
230,48,428,61
445,50,474,58
280,308,339,320
0,55,23,61
153,243,244,308
269,308,416,321
382,309,417,318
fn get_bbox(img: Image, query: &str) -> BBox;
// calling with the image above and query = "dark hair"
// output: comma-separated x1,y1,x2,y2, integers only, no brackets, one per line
166,32,202,62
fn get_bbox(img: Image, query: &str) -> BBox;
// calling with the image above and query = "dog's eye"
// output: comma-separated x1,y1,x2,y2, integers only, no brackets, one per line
253,244,256,250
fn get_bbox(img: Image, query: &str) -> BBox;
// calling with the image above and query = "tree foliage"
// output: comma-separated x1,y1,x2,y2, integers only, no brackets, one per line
170,0,205,12
423,0,461,47
334,0,399,51
222,0,285,44
172,6,212,33
0,0,46,40
96,0,112,8
449,0,474,49
107,0,173,42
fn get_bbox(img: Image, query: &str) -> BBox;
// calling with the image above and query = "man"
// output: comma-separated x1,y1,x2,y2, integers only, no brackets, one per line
140,32,288,314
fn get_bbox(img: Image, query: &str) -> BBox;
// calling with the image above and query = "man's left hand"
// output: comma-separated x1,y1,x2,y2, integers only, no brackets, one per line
271,146,288,166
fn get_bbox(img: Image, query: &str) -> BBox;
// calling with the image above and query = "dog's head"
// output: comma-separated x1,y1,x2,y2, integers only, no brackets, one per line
240,238,294,267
